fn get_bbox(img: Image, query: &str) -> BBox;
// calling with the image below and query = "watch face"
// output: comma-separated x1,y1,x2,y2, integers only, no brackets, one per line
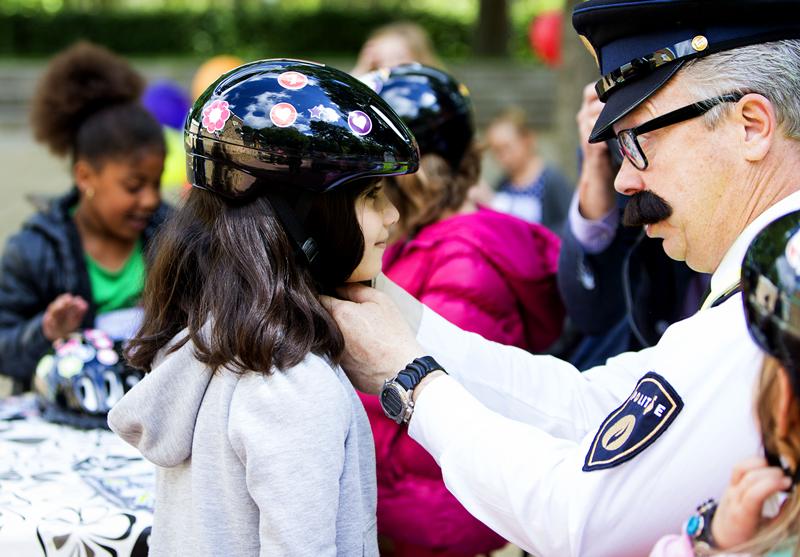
380,384,405,420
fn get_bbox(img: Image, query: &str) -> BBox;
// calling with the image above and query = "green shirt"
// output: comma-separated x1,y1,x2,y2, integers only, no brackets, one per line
84,240,145,315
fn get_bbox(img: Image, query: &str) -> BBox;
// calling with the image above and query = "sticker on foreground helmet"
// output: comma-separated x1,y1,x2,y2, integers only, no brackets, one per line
278,71,308,90
348,110,373,136
202,100,231,134
270,102,298,128
786,229,800,275
308,104,340,122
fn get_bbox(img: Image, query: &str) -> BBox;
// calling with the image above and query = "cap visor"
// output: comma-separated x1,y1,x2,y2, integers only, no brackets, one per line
589,61,685,143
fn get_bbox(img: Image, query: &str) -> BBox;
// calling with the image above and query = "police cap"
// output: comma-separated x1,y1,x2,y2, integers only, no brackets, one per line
572,0,800,142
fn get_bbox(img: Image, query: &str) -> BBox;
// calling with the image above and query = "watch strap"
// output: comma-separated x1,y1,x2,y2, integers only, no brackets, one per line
396,356,444,391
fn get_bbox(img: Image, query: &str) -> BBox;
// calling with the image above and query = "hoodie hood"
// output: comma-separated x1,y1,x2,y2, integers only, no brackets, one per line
108,331,212,467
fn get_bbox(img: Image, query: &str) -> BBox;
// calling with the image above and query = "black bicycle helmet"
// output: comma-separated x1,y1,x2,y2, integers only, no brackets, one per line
361,63,474,170
742,209,800,386
34,329,143,429
185,58,419,262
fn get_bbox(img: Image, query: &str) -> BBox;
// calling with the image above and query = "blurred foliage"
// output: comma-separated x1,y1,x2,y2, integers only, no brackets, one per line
0,0,565,60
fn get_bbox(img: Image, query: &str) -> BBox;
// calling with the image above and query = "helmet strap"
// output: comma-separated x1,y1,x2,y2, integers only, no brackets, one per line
263,190,319,266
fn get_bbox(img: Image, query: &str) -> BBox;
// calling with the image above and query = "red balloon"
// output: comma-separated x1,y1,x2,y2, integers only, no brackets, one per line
529,11,563,67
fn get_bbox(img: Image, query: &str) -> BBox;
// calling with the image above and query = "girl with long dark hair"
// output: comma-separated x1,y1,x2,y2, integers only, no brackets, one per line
108,60,419,556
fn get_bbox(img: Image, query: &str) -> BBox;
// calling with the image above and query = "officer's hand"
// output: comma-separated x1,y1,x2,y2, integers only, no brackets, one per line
711,456,792,549
321,284,424,394
42,293,88,342
576,82,617,220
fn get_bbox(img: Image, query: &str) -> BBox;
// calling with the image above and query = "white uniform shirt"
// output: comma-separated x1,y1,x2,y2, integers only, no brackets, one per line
406,191,800,557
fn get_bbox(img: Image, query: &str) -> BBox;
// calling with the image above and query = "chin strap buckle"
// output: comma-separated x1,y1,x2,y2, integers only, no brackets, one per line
301,238,319,264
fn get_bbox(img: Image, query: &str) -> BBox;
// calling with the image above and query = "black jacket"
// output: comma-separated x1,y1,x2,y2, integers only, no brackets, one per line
557,203,707,358
0,188,171,388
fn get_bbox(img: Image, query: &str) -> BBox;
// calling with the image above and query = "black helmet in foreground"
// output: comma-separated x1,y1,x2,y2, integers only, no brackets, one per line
360,63,474,170
185,58,419,199
742,209,800,382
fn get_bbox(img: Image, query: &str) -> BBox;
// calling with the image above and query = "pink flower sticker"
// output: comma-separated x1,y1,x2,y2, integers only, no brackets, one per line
202,99,231,133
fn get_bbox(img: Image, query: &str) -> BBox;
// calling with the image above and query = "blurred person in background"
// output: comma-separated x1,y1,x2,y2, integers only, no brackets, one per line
485,106,574,235
358,63,563,557
191,54,244,101
142,79,192,196
352,21,443,76
557,84,708,369
0,41,170,391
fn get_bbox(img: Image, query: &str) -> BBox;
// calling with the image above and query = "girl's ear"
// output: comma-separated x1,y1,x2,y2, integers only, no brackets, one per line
73,159,98,195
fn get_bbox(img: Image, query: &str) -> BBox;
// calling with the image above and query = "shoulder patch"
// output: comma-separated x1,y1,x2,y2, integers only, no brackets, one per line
583,371,683,472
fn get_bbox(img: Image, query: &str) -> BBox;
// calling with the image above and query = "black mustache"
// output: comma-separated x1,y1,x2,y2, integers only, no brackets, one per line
622,191,673,227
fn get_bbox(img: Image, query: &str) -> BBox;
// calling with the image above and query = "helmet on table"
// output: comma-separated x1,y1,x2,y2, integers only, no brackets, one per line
34,329,143,429
360,63,474,170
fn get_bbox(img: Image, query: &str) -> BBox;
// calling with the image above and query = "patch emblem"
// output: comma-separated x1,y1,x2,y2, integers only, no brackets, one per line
583,371,683,471
202,100,231,134
270,102,298,128
278,71,308,90
348,110,372,136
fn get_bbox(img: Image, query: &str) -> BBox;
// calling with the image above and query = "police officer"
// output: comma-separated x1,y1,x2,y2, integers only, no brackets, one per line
322,2,800,556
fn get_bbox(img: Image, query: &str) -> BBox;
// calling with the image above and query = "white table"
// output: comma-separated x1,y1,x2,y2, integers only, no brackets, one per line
0,395,154,556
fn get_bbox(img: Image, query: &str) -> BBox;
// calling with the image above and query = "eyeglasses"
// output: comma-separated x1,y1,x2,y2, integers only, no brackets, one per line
616,93,744,171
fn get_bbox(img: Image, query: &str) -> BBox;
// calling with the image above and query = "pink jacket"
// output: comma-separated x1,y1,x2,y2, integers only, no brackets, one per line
360,207,564,554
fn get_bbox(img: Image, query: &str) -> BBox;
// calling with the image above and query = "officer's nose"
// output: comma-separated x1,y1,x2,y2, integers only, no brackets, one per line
614,158,646,196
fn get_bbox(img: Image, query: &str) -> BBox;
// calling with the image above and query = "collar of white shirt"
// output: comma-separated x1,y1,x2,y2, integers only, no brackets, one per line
703,189,800,309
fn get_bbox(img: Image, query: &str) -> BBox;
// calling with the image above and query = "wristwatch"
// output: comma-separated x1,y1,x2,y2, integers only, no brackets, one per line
685,498,718,552
379,356,446,424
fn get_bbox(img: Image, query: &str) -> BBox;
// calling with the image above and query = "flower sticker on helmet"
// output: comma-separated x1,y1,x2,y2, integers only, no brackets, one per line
270,102,298,128
202,100,231,134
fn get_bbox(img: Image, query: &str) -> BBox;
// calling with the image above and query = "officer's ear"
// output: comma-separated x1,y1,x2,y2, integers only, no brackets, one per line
737,93,776,163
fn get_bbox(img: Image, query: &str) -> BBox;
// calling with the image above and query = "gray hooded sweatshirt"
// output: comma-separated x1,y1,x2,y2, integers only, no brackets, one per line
108,332,378,557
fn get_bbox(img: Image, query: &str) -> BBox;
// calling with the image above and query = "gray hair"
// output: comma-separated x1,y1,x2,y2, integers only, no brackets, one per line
679,39,800,140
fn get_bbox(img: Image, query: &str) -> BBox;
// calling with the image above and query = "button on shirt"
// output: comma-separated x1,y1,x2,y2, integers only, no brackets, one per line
403,191,800,557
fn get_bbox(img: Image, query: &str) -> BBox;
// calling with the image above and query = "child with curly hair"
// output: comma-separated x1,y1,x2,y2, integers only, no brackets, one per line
0,41,170,389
